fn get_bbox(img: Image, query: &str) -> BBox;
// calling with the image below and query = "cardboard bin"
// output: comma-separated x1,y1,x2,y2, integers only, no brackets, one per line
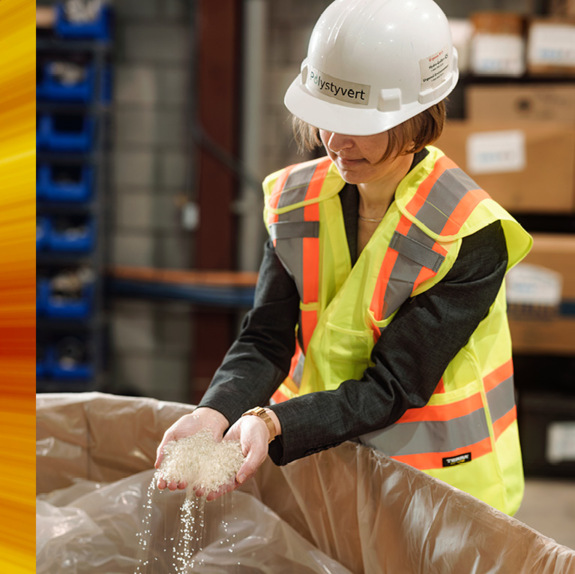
36,392,575,574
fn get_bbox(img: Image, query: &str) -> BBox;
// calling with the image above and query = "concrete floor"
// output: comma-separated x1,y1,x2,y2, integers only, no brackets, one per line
514,478,575,550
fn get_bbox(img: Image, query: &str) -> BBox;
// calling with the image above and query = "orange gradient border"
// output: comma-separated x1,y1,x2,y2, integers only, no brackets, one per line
0,0,36,572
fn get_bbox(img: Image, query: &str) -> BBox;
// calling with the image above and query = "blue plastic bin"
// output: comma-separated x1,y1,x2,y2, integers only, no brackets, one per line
45,114,95,153
37,114,50,150
37,277,49,316
37,164,48,199
36,361,48,379
48,217,95,253
50,336,93,380
44,281,94,320
43,61,95,103
44,164,94,203
51,353,94,380
37,217,51,251
37,64,49,100
37,344,49,379
55,4,111,41
100,65,113,104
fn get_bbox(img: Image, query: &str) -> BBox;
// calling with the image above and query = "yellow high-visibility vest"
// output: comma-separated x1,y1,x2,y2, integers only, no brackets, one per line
263,147,532,515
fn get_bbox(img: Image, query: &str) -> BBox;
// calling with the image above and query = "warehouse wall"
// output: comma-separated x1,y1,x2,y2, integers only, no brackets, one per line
260,0,326,176
108,0,194,400
108,0,328,401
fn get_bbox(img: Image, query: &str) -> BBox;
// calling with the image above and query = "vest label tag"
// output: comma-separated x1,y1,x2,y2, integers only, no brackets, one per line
443,452,472,467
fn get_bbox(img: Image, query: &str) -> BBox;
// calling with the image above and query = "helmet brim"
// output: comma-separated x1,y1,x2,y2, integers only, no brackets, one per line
284,71,458,137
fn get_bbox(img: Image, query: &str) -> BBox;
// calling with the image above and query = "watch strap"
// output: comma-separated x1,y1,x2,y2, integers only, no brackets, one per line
242,407,277,443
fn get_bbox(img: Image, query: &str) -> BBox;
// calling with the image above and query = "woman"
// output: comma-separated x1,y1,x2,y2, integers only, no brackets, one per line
156,0,532,515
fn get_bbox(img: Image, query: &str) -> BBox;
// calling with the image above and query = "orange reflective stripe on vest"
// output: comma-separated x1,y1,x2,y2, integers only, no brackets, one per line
369,156,489,331
370,361,518,471
268,158,331,355
268,158,331,404
403,155,489,232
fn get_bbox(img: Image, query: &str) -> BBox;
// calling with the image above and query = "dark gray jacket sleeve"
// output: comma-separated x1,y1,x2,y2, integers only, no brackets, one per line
199,221,508,466
198,238,299,423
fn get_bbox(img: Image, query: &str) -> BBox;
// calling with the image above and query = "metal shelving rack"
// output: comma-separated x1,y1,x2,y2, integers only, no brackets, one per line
36,3,113,393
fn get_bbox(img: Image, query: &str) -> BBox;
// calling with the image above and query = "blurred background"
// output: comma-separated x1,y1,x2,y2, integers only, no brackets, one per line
36,0,574,545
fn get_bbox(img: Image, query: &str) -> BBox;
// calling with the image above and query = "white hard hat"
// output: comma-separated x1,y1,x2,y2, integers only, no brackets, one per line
285,0,459,136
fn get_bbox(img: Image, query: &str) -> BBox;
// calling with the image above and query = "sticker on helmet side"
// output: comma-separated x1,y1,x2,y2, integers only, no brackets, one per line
306,65,370,106
419,47,451,91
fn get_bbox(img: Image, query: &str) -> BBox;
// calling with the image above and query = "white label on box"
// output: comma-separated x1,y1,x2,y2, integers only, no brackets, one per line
466,130,526,175
547,422,575,464
528,24,575,66
449,19,474,73
506,263,563,306
471,34,525,76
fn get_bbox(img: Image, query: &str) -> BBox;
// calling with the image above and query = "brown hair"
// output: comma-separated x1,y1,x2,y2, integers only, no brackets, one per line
292,101,446,161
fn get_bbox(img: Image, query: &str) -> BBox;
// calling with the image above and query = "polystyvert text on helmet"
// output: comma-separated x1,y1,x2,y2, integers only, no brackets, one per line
306,65,370,106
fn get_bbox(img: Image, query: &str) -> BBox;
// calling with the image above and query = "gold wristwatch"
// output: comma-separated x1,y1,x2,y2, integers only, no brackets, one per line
242,407,277,443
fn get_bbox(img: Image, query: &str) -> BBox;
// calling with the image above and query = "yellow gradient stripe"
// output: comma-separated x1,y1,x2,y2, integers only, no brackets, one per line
0,0,36,572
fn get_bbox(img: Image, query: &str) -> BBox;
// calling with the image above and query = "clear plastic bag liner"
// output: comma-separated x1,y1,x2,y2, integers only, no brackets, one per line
37,470,350,574
37,392,575,574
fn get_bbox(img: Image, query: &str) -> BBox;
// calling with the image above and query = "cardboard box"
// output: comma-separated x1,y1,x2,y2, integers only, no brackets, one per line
527,17,575,75
507,234,575,354
466,84,575,123
469,13,526,77
435,121,575,213
548,0,575,17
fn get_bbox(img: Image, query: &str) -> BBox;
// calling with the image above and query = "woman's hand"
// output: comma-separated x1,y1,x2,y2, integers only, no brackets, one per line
205,408,281,502
154,406,229,491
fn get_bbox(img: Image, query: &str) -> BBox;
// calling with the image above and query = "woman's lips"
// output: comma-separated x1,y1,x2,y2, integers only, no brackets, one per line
337,157,364,167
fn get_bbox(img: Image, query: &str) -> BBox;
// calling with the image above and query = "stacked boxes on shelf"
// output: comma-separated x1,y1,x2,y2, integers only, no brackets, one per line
463,12,575,79
36,3,112,389
506,234,575,477
436,118,575,214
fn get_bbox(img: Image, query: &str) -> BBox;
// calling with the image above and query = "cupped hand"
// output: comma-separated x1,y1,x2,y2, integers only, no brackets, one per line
203,413,273,502
155,406,229,490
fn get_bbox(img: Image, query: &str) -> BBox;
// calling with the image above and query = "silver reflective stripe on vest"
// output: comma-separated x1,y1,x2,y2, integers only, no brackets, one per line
382,224,444,319
361,373,517,457
380,166,476,320
278,164,319,209
415,168,479,234
487,373,516,424
360,405,490,456
389,232,444,272
291,350,305,387
270,221,320,241
271,164,320,300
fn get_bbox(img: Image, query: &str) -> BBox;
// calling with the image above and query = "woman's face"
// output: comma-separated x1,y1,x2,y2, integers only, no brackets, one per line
319,129,403,185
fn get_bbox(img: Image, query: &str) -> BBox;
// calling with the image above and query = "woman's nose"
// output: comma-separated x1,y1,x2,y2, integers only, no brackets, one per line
326,132,354,152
